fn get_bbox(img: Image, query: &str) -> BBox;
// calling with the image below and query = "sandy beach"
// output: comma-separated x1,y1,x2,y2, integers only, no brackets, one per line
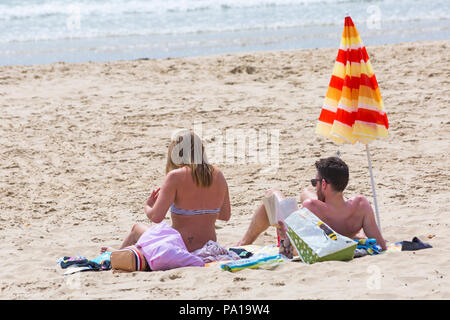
0,39,449,300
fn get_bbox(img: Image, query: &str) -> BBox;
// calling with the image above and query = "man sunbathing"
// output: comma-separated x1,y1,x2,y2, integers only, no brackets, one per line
237,156,387,251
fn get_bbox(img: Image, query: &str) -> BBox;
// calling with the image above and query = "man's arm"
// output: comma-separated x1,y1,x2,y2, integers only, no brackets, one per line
302,198,330,225
358,197,387,251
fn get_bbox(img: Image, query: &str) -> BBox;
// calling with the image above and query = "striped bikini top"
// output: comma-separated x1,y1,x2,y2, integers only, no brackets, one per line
170,204,220,216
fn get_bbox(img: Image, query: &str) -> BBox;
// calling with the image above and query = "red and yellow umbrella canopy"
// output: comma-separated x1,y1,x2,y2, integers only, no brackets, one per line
316,16,389,144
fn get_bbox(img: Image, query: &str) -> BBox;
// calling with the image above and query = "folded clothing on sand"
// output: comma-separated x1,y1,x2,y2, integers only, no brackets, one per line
401,237,433,251
192,240,240,263
353,239,382,258
57,251,112,274
204,245,280,268
58,255,89,269
220,253,284,272
229,248,253,259
352,237,432,258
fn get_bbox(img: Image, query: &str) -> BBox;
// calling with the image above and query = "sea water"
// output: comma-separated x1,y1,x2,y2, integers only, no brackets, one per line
0,0,449,65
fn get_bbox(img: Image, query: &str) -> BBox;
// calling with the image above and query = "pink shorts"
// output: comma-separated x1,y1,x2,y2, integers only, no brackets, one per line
136,222,204,271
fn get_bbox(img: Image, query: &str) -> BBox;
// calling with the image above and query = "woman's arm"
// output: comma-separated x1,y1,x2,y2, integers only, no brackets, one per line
218,183,231,221
217,173,231,221
144,172,177,223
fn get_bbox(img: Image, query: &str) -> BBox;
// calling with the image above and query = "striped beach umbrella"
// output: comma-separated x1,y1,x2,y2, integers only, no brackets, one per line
315,15,389,230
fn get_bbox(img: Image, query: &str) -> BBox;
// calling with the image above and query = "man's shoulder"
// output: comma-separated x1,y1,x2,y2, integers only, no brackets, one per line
348,195,371,210
301,199,329,223
302,198,326,211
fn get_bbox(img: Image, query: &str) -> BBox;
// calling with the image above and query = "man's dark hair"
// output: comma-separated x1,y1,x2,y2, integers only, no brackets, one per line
315,157,349,192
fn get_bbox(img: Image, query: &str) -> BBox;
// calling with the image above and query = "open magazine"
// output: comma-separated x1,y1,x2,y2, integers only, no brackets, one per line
262,193,299,227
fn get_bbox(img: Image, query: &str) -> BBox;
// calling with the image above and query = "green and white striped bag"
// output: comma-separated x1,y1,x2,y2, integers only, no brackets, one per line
284,208,357,264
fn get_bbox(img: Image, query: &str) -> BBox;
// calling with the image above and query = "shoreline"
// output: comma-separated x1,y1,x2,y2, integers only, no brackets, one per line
2,34,449,68
0,38,442,70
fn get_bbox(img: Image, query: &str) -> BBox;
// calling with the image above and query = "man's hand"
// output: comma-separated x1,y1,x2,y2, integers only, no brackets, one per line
277,220,288,240
146,188,160,208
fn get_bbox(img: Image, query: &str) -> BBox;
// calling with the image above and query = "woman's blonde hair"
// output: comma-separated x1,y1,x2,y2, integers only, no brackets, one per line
166,130,215,187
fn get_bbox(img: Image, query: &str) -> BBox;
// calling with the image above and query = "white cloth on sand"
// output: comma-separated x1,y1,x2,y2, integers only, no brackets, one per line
192,240,240,263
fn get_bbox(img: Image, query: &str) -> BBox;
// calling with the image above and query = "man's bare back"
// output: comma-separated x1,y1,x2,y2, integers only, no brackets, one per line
302,194,386,250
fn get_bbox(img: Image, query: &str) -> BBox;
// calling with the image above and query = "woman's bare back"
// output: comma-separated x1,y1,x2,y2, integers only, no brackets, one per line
172,167,227,210
170,167,229,251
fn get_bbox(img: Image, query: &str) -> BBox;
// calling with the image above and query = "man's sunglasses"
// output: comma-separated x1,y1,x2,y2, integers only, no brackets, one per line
311,178,327,187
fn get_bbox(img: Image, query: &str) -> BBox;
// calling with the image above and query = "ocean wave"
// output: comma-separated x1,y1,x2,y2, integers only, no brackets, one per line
0,0,423,20
1,16,448,44
0,0,448,44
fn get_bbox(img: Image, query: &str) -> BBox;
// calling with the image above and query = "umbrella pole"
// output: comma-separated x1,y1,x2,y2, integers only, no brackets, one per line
365,144,382,231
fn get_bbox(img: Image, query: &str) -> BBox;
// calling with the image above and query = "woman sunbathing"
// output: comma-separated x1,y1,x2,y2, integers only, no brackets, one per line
101,130,231,270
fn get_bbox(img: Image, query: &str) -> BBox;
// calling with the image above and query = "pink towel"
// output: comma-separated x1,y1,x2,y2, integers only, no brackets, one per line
136,222,204,271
